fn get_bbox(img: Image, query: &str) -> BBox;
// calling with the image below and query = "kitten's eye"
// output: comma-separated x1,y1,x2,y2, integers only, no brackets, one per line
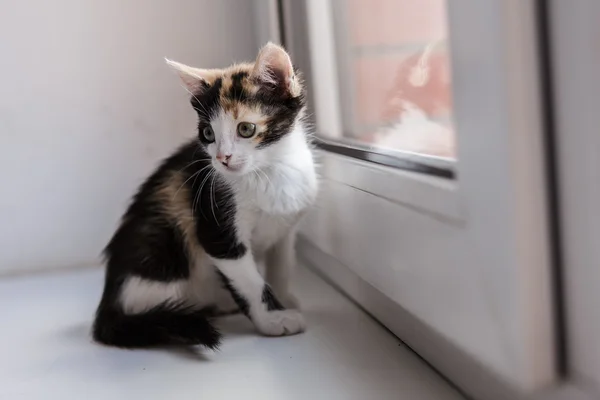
237,122,256,138
202,126,215,142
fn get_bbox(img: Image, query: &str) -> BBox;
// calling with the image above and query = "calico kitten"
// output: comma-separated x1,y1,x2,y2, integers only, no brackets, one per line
93,43,318,349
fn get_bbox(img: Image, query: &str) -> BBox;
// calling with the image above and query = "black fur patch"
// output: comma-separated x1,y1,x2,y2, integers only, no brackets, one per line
185,150,247,260
216,269,250,317
192,77,223,139
261,285,285,311
228,71,249,102
93,299,221,349
254,84,305,148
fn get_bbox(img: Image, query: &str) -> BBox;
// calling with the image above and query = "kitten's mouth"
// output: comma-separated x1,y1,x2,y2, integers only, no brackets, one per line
213,158,246,175
218,162,244,174
224,164,242,172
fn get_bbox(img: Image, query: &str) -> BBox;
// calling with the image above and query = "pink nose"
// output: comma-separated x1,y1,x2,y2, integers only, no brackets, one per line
216,153,232,165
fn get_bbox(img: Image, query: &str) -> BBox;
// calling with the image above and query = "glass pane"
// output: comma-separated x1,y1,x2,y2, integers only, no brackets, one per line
336,0,455,159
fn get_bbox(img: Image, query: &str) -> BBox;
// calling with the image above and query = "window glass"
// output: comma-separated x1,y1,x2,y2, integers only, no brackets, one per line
336,0,455,159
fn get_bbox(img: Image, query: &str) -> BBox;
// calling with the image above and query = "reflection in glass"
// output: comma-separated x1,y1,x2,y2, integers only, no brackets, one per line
343,0,455,159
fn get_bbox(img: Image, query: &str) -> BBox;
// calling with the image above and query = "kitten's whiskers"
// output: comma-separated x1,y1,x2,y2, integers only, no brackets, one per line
255,167,272,187
209,173,220,226
172,163,213,201
193,168,215,220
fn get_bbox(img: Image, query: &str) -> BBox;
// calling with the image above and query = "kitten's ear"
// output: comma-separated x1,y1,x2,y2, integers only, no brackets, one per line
251,42,301,97
165,58,220,93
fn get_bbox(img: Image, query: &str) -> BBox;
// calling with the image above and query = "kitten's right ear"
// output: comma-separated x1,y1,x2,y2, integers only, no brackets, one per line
165,59,220,93
251,43,301,97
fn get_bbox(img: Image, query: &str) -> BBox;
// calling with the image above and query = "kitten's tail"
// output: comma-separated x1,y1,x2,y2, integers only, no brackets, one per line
92,301,221,349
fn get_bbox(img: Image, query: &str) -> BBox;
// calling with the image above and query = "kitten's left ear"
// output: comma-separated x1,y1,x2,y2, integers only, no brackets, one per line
251,42,301,97
165,58,221,93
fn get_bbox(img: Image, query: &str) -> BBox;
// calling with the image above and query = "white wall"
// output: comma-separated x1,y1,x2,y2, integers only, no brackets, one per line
0,0,258,274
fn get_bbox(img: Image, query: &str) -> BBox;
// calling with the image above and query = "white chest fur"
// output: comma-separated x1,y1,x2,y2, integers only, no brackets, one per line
234,162,316,254
230,132,318,255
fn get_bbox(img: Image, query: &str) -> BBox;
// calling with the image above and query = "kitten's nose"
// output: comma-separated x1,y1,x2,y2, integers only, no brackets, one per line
216,153,232,166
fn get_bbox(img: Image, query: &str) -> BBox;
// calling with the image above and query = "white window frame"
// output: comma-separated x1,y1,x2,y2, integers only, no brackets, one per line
549,0,600,395
290,0,560,397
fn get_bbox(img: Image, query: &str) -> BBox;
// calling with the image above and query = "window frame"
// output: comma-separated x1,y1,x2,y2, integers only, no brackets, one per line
549,0,600,393
285,0,560,395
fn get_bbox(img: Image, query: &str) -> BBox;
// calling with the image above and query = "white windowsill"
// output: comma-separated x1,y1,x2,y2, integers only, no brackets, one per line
0,265,464,400
318,150,464,223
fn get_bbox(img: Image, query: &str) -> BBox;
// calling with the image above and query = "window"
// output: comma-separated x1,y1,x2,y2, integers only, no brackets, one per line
292,0,558,395
327,0,455,165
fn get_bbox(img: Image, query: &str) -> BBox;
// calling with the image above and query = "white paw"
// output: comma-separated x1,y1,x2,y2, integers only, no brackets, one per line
254,310,306,336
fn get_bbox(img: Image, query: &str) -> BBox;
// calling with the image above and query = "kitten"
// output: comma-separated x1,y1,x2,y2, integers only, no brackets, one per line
92,43,318,349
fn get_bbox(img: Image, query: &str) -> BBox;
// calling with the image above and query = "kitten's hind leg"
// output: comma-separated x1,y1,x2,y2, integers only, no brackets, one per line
93,276,220,349
214,253,305,336
265,231,300,309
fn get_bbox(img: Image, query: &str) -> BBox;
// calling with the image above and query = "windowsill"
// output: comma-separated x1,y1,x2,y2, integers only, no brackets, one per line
317,150,464,223
0,265,465,400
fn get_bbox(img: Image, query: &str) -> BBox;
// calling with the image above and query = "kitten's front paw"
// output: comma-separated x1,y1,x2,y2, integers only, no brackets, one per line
254,310,306,336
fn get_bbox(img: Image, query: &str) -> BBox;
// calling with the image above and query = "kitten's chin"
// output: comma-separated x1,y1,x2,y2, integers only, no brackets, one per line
214,162,248,177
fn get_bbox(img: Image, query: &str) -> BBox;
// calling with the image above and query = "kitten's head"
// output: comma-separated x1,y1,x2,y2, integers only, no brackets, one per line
167,43,305,176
